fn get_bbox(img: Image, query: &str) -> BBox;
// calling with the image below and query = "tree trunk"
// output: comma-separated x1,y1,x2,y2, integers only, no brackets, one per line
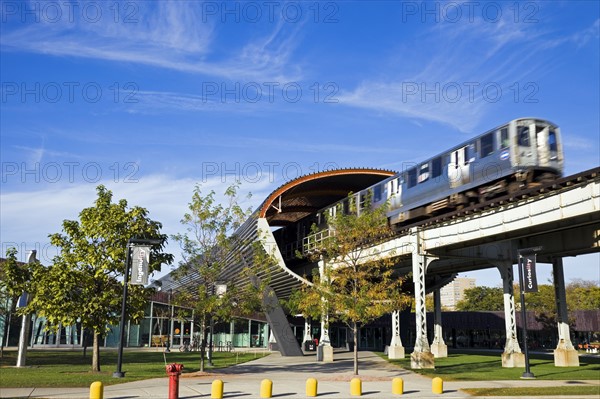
353,322,359,375
199,315,206,372
92,331,101,372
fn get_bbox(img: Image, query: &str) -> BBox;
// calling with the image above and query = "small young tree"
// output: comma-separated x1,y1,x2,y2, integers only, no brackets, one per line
289,193,411,375
172,182,254,371
9,185,173,372
0,248,31,360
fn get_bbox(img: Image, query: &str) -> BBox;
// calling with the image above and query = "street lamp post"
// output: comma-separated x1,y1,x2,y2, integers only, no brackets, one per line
168,288,173,352
113,238,161,378
517,246,542,380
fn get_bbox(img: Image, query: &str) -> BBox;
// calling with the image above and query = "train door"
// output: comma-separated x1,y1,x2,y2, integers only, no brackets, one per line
389,177,402,210
535,125,550,166
448,147,470,188
516,124,536,167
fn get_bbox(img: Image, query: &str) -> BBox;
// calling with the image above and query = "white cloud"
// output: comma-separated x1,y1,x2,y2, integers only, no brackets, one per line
1,1,303,82
0,173,273,274
338,6,585,132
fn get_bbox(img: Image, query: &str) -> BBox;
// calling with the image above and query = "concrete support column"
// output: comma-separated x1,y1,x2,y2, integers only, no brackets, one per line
303,318,312,344
317,310,333,362
410,228,435,369
319,312,331,347
431,288,447,358
317,259,333,362
388,310,405,359
497,262,524,367
17,250,37,368
553,257,579,367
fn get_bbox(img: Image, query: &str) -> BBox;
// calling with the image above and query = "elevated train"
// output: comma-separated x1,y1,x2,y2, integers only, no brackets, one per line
318,117,564,228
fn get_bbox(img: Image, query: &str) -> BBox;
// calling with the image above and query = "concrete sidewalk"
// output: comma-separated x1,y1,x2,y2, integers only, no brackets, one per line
1,350,598,398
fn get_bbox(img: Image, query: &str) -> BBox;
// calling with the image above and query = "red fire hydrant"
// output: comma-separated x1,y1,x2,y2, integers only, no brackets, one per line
166,363,184,399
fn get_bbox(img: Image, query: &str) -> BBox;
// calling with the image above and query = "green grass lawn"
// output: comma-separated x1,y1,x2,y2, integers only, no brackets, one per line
378,351,600,381
462,386,600,396
0,349,268,388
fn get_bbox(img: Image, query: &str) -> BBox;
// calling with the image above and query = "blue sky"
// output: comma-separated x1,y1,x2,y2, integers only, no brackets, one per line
1,0,599,287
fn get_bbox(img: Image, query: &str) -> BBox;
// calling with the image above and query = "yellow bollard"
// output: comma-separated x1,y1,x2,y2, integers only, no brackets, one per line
260,379,273,398
392,377,404,395
432,377,443,394
211,379,224,399
306,378,318,397
89,381,103,399
350,377,362,396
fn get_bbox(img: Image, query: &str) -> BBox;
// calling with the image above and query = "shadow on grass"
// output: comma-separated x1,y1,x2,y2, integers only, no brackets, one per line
378,351,600,381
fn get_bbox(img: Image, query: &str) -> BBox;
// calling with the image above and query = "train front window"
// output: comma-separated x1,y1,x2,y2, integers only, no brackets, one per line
518,126,530,146
548,130,557,151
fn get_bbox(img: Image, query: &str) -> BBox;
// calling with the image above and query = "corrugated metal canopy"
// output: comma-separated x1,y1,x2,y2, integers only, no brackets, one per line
259,168,396,226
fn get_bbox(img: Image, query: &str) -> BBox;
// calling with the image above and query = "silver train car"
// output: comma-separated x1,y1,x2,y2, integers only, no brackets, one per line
325,117,564,227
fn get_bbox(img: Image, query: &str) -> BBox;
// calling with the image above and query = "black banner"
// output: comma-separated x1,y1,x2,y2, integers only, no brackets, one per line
522,255,538,293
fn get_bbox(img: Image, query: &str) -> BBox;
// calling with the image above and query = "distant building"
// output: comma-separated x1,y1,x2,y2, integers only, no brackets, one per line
440,277,476,310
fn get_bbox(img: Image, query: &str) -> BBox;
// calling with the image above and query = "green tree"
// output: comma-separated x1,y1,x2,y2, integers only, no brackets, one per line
0,249,28,359
288,194,410,375
172,183,254,372
523,280,599,333
9,185,173,372
455,286,504,311
565,279,600,311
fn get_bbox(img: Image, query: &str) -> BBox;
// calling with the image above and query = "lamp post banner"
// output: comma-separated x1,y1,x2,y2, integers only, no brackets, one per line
522,255,538,293
130,245,151,285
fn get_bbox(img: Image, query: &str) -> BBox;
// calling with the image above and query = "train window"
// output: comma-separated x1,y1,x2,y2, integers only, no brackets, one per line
500,128,509,149
464,143,476,164
480,133,494,158
431,157,442,178
549,130,558,151
373,184,382,202
418,163,429,183
407,168,417,188
518,126,530,146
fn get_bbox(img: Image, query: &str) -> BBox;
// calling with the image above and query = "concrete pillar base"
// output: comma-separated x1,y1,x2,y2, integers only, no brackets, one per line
431,342,448,358
317,345,334,362
502,351,525,368
388,345,405,359
554,347,579,367
410,351,435,369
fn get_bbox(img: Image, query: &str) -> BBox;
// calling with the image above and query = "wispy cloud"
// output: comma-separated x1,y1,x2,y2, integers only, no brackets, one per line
0,173,271,267
539,18,600,49
339,10,597,133
1,1,303,82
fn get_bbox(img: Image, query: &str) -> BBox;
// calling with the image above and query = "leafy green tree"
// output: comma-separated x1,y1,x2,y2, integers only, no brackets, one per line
565,279,600,311
8,185,173,372
523,280,599,333
455,286,504,311
288,194,410,375
172,183,255,371
0,249,27,359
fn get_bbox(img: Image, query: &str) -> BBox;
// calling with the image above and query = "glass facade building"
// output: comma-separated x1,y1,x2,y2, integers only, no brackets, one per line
1,293,270,351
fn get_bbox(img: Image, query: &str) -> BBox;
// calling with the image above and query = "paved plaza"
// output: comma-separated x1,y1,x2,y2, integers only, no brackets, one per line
1,350,598,398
